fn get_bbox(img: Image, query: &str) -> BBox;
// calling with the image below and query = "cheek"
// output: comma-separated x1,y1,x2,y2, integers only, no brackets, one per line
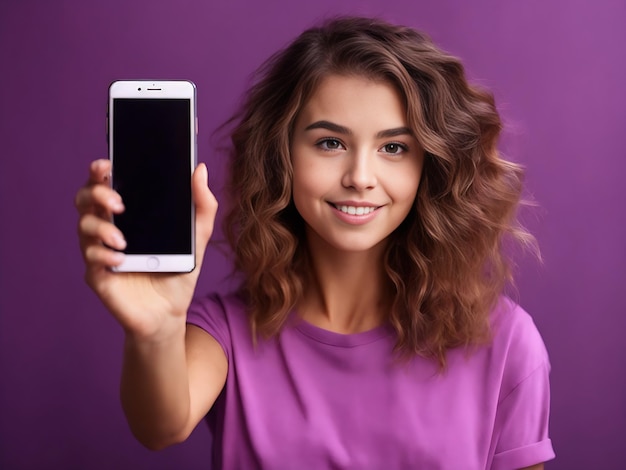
292,160,321,214
387,164,423,204
292,156,333,198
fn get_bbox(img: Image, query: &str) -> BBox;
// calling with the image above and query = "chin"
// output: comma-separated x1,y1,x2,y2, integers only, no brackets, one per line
321,236,389,255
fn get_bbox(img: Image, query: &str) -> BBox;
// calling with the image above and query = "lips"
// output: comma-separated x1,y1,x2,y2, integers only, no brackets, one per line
330,201,382,215
333,204,377,215
324,201,383,225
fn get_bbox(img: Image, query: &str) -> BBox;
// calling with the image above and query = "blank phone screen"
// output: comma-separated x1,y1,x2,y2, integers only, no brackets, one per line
112,98,192,255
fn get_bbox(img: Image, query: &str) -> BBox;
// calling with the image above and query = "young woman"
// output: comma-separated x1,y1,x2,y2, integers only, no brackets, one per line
76,16,554,469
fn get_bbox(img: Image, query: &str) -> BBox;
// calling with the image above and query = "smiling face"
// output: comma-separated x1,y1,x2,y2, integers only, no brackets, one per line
291,74,425,256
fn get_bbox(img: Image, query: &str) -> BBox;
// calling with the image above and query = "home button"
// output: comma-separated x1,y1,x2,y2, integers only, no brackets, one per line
147,257,160,270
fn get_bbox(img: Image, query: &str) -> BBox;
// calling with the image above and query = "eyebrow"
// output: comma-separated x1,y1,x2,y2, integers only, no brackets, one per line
304,120,414,139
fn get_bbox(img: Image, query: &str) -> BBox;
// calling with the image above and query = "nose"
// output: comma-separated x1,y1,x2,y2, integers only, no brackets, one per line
342,150,377,191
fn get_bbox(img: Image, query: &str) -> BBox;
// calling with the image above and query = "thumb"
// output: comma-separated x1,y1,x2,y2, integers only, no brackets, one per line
192,163,218,263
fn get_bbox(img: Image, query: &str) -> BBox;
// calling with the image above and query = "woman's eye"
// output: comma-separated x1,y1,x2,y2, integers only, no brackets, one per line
381,143,407,154
318,139,344,150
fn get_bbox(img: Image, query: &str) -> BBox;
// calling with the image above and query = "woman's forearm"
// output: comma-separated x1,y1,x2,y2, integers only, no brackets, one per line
120,321,191,450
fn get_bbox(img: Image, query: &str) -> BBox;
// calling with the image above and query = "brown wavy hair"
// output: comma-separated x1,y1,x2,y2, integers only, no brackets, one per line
224,16,536,366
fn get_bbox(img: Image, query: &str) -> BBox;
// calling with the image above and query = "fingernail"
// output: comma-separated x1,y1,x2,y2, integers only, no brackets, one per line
201,163,209,185
109,198,124,211
111,233,126,249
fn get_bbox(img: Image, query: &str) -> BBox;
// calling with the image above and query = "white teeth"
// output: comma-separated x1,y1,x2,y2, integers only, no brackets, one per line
335,205,376,215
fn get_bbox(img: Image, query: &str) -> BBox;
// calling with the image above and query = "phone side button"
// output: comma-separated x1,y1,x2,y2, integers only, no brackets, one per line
147,257,160,270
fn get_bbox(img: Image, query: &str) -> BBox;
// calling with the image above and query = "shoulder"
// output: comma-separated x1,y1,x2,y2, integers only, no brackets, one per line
488,297,551,399
186,291,250,359
189,291,248,317
485,299,555,467
490,297,549,366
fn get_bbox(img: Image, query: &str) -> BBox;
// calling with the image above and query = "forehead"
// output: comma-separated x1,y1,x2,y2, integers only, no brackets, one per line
296,74,407,128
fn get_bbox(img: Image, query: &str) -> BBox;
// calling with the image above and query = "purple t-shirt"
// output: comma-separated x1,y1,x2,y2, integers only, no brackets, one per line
187,293,554,469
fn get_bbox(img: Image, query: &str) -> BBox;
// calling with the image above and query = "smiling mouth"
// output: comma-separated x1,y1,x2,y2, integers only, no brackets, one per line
332,204,378,215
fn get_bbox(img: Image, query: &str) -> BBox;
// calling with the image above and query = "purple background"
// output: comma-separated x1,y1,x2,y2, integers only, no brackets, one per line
1,0,624,468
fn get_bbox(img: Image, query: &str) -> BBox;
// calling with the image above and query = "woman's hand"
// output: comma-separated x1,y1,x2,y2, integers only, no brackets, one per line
75,159,218,341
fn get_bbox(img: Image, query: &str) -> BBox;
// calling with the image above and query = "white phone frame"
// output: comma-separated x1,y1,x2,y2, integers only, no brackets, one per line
108,80,197,273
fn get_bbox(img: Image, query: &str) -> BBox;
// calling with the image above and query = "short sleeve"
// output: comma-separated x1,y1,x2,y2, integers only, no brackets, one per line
491,361,555,469
186,293,232,360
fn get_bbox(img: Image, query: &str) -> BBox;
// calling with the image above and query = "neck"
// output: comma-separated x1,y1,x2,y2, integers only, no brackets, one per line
298,231,390,334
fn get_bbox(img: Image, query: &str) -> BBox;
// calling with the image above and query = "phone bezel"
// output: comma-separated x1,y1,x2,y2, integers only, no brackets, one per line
107,80,197,273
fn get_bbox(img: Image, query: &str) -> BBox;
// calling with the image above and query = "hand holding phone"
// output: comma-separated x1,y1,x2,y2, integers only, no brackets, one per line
74,79,218,338
108,80,197,272
75,159,218,338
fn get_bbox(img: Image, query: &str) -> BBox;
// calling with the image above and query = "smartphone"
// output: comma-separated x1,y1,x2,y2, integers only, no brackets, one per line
107,80,197,272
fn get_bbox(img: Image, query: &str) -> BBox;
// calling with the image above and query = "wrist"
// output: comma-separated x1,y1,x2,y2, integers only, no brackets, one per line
123,315,187,347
